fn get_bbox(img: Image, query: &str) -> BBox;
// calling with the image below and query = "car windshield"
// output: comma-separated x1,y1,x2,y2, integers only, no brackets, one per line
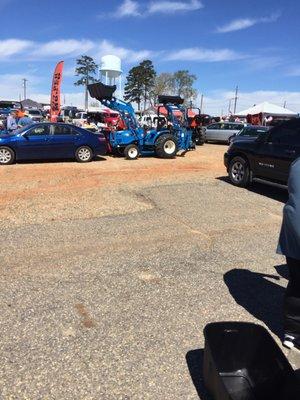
239,127,268,136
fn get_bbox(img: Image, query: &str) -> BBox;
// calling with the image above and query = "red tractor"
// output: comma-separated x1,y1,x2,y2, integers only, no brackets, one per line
187,108,212,145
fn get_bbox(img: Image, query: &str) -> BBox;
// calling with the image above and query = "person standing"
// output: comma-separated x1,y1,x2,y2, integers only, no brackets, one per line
18,111,32,127
278,157,300,349
6,111,18,132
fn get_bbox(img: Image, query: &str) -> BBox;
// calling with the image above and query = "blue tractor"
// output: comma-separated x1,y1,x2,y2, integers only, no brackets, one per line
88,82,194,160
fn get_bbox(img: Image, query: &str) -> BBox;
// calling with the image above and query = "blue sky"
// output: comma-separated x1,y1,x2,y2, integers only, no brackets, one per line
0,0,299,114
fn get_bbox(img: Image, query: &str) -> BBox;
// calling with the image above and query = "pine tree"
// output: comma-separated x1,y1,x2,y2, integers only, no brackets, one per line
124,60,156,111
124,66,144,111
74,55,98,110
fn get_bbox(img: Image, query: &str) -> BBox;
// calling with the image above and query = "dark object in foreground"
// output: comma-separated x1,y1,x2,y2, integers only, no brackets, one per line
203,322,300,400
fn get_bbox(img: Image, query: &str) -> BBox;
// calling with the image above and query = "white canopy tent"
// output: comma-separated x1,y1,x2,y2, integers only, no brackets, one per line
236,101,298,117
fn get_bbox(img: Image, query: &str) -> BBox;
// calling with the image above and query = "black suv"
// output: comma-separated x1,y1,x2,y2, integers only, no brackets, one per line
224,118,300,187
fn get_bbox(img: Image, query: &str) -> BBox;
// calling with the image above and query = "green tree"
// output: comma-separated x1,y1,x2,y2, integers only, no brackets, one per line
74,55,98,110
140,60,156,111
124,66,144,111
171,70,197,103
124,60,156,111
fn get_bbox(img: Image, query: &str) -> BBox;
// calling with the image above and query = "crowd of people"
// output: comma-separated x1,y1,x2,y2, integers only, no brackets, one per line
1,110,34,132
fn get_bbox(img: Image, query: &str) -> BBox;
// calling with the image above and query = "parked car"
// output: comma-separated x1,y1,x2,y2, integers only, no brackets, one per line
224,118,300,187
0,123,107,165
205,122,245,143
228,125,270,144
27,109,43,122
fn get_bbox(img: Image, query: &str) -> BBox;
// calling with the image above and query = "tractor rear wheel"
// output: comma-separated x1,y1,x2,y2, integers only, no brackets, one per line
155,134,178,159
124,144,139,160
195,128,205,145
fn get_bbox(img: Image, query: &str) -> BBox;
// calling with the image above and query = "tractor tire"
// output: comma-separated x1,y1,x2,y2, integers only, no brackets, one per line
195,128,205,146
124,144,139,160
229,156,251,188
155,134,178,159
0,146,15,165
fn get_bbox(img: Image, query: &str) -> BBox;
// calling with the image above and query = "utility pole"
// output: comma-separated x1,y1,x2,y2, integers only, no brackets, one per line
233,85,238,114
22,78,28,100
84,76,89,111
228,99,232,114
200,94,204,114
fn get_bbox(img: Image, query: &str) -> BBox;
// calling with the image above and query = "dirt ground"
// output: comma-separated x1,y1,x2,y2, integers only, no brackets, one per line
0,144,226,228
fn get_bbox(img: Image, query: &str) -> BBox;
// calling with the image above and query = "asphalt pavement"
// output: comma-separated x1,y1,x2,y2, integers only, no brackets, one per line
0,170,297,399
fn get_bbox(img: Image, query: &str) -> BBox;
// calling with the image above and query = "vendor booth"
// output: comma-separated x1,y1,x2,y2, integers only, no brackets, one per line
236,101,298,125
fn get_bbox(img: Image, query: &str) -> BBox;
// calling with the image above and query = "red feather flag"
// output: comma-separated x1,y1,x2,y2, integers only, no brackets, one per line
50,61,64,122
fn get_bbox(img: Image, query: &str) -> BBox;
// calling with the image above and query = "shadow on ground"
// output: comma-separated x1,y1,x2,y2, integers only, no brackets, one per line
224,268,285,340
17,156,107,165
217,176,288,204
186,349,212,400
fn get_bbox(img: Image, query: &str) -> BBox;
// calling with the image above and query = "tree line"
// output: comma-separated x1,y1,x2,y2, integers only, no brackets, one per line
74,56,197,111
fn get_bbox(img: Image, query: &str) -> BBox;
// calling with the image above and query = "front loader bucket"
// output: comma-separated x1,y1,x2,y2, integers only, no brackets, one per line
88,82,116,101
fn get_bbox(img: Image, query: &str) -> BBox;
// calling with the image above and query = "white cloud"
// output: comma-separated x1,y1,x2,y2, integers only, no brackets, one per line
166,47,245,62
117,0,140,17
98,0,140,18
148,0,203,14
101,0,203,18
0,73,42,100
96,39,157,63
32,39,94,57
0,37,155,64
199,90,300,115
0,39,33,60
33,92,85,107
216,12,280,33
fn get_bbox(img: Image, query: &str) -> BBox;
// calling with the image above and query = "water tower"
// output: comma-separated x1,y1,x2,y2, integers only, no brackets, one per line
100,55,122,98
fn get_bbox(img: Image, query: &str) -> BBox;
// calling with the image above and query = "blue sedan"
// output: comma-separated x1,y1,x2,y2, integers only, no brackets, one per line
0,123,107,164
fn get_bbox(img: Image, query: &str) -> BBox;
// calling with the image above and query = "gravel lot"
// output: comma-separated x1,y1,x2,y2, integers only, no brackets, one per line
0,144,298,399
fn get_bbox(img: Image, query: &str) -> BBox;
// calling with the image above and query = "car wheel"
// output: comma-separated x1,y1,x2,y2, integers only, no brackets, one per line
0,146,15,165
229,156,250,187
75,146,93,163
124,144,139,160
155,134,178,158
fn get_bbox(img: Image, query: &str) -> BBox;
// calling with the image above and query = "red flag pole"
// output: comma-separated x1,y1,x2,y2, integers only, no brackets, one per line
50,61,64,123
